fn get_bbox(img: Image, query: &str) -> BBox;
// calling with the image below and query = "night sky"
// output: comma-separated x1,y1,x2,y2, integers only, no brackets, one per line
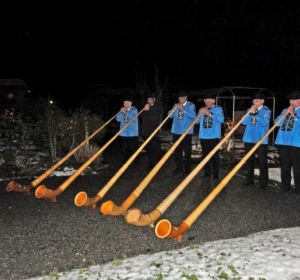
1,1,300,105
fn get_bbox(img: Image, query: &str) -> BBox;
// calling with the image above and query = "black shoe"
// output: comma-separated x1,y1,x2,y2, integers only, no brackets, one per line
244,179,254,186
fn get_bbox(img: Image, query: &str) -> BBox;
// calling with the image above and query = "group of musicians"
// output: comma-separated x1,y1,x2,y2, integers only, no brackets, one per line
115,90,300,195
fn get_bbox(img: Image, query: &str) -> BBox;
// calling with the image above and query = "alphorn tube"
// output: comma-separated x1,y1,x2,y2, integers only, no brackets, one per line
6,113,118,193
100,112,202,216
35,109,145,202
74,109,176,208
155,111,289,240
125,112,250,226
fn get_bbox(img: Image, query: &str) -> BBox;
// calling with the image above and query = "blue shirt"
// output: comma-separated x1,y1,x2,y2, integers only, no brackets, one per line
170,101,196,135
116,107,139,137
242,106,271,145
197,106,224,139
275,107,300,148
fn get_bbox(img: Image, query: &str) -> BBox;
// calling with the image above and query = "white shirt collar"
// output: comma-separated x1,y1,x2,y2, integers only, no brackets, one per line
295,106,300,111
183,101,187,106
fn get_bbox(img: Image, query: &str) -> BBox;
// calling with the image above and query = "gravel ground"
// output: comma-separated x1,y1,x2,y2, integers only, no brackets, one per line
1,144,300,280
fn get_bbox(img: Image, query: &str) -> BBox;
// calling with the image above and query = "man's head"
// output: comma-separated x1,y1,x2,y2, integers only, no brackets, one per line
123,100,132,109
123,94,133,109
146,92,156,106
177,91,187,104
288,90,300,108
203,93,216,107
252,93,265,108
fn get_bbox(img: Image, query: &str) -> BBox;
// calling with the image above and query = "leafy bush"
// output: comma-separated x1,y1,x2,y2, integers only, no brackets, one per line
0,99,106,176
34,99,106,163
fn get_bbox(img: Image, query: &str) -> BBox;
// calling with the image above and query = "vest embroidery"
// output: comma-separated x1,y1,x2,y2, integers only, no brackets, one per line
203,115,213,128
178,111,184,120
281,115,295,131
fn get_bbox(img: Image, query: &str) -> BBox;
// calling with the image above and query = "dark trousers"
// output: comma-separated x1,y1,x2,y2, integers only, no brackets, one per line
120,136,139,165
278,145,300,193
144,135,162,169
245,143,268,188
201,138,220,178
173,134,192,173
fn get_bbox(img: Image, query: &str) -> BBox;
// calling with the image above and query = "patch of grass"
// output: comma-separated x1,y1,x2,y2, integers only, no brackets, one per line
197,252,203,259
258,278,266,280
218,271,229,279
228,264,238,275
153,272,164,280
181,273,200,280
248,277,255,280
150,261,162,268
112,258,122,266
79,268,88,274
220,252,226,257
49,270,60,280
189,244,200,250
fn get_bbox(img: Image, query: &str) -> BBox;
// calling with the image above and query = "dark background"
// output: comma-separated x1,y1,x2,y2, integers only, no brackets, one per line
1,0,300,108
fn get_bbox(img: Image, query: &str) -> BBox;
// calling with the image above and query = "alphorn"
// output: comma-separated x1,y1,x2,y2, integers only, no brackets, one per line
34,109,145,202
6,113,118,193
74,108,176,208
154,111,288,240
124,111,250,226
99,111,202,216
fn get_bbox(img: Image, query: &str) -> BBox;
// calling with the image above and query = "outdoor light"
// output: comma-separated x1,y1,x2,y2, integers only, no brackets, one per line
49,100,54,105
